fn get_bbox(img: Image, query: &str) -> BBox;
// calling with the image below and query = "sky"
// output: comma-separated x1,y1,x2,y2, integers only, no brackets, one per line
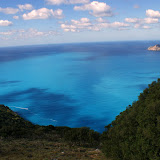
0,0,160,47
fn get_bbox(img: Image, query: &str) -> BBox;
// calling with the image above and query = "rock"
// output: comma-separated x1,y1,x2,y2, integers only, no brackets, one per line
148,44,160,51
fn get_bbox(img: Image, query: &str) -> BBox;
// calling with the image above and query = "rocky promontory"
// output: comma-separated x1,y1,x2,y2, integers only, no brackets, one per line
148,44,160,51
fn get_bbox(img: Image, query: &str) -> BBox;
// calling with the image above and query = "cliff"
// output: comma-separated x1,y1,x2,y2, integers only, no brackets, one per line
148,44,160,51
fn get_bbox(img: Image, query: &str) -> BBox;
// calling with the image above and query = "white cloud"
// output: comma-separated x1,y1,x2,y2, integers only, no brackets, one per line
46,0,66,5
22,8,63,20
71,17,90,24
0,20,13,26
144,18,159,24
0,7,19,14
13,16,19,20
19,28,58,37
125,17,158,30
110,22,129,28
69,0,90,4
134,23,141,29
74,1,113,17
96,17,108,23
134,23,151,29
142,25,151,29
125,9,160,30
61,17,92,32
125,17,158,24
0,4,33,15
146,9,160,18
0,28,59,41
46,0,89,5
18,4,33,11
61,18,129,32
96,22,129,29
0,31,15,35
125,18,140,23
30,28,58,37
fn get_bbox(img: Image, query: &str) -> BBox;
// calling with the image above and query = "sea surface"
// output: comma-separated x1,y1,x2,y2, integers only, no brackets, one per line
0,41,160,132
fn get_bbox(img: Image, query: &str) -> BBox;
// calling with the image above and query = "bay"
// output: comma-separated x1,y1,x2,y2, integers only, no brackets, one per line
0,41,160,132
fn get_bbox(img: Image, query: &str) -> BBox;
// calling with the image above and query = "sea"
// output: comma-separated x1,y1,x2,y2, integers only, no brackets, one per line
0,41,160,132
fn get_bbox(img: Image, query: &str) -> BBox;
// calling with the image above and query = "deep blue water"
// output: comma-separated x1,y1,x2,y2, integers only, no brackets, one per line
1,41,160,132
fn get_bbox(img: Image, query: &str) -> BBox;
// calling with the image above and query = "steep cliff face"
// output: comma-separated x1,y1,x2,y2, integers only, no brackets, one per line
148,44,160,51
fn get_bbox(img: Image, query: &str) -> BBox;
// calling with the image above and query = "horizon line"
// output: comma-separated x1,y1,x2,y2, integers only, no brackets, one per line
0,39,160,49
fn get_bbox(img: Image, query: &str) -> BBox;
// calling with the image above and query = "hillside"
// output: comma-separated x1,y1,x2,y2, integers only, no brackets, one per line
0,105,106,160
101,79,160,160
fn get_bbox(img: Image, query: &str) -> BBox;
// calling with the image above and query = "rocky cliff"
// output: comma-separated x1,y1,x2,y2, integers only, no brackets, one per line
148,44,160,51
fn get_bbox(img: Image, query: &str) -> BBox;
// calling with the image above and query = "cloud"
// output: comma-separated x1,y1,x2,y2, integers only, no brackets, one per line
134,24,141,29
17,4,33,11
124,9,160,29
46,0,89,5
142,25,151,29
0,28,59,41
13,16,19,20
0,7,19,14
146,9,160,18
71,17,90,24
61,18,92,32
134,24,151,29
22,8,63,20
46,0,67,5
96,17,108,23
61,18,129,32
0,20,13,26
125,18,140,23
0,31,15,35
95,22,129,30
69,0,89,4
125,17,158,29
125,17,159,24
0,5,34,15
74,1,113,17
110,22,129,28
18,28,58,38
144,18,159,24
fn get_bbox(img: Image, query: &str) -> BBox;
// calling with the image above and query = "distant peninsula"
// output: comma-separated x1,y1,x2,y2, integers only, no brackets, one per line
148,44,160,51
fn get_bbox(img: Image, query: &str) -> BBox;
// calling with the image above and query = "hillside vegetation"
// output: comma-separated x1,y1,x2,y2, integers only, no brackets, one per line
101,79,160,160
0,105,106,160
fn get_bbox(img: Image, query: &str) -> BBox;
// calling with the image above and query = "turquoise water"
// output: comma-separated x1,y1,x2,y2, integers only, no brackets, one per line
0,41,160,132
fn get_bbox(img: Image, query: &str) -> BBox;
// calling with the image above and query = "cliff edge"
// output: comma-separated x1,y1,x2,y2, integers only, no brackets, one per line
148,44,160,51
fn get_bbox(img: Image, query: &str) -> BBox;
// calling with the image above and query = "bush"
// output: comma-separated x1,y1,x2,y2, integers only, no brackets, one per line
56,126,100,147
0,105,100,148
101,79,160,160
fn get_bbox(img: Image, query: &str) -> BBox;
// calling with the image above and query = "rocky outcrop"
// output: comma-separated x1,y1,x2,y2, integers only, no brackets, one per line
148,44,160,51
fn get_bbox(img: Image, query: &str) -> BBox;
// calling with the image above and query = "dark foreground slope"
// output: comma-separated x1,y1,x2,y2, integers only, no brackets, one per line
0,105,106,160
101,79,160,160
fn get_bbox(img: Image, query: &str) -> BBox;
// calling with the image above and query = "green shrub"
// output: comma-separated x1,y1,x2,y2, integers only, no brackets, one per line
101,79,160,160
0,105,100,148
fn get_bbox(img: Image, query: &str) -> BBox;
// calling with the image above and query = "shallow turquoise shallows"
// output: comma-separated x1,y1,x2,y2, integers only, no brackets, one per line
0,41,160,132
